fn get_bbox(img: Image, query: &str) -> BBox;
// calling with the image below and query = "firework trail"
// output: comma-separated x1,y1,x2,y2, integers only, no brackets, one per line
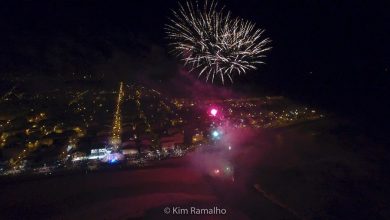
165,0,271,84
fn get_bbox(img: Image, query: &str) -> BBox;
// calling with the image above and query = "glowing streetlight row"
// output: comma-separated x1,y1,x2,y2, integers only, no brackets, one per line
111,82,124,148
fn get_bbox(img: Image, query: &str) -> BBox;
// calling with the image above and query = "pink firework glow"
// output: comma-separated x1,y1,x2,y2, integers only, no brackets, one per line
210,108,218,116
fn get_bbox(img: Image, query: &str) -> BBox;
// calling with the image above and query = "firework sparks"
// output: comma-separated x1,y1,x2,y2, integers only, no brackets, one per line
165,0,271,84
210,108,218,116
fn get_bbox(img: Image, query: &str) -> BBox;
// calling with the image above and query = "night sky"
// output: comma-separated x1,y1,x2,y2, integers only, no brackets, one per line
0,0,389,133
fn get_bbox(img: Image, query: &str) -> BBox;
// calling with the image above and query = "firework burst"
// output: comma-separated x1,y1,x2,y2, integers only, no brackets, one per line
165,0,271,84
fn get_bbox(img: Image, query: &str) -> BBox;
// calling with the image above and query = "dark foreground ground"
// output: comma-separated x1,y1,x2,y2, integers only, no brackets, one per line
1,118,389,220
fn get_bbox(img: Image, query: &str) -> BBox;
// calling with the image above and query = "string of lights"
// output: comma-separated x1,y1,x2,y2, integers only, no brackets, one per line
111,82,124,148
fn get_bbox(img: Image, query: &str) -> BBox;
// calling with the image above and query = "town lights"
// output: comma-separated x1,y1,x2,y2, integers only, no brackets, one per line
111,82,124,148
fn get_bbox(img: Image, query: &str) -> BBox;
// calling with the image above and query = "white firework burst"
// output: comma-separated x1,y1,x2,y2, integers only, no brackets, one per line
165,0,271,84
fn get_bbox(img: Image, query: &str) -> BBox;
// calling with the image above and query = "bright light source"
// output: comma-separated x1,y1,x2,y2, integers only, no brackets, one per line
214,169,220,174
212,130,219,137
210,108,218,116
228,146,232,150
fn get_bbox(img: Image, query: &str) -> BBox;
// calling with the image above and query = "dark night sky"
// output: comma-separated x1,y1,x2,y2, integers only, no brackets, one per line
0,0,390,130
